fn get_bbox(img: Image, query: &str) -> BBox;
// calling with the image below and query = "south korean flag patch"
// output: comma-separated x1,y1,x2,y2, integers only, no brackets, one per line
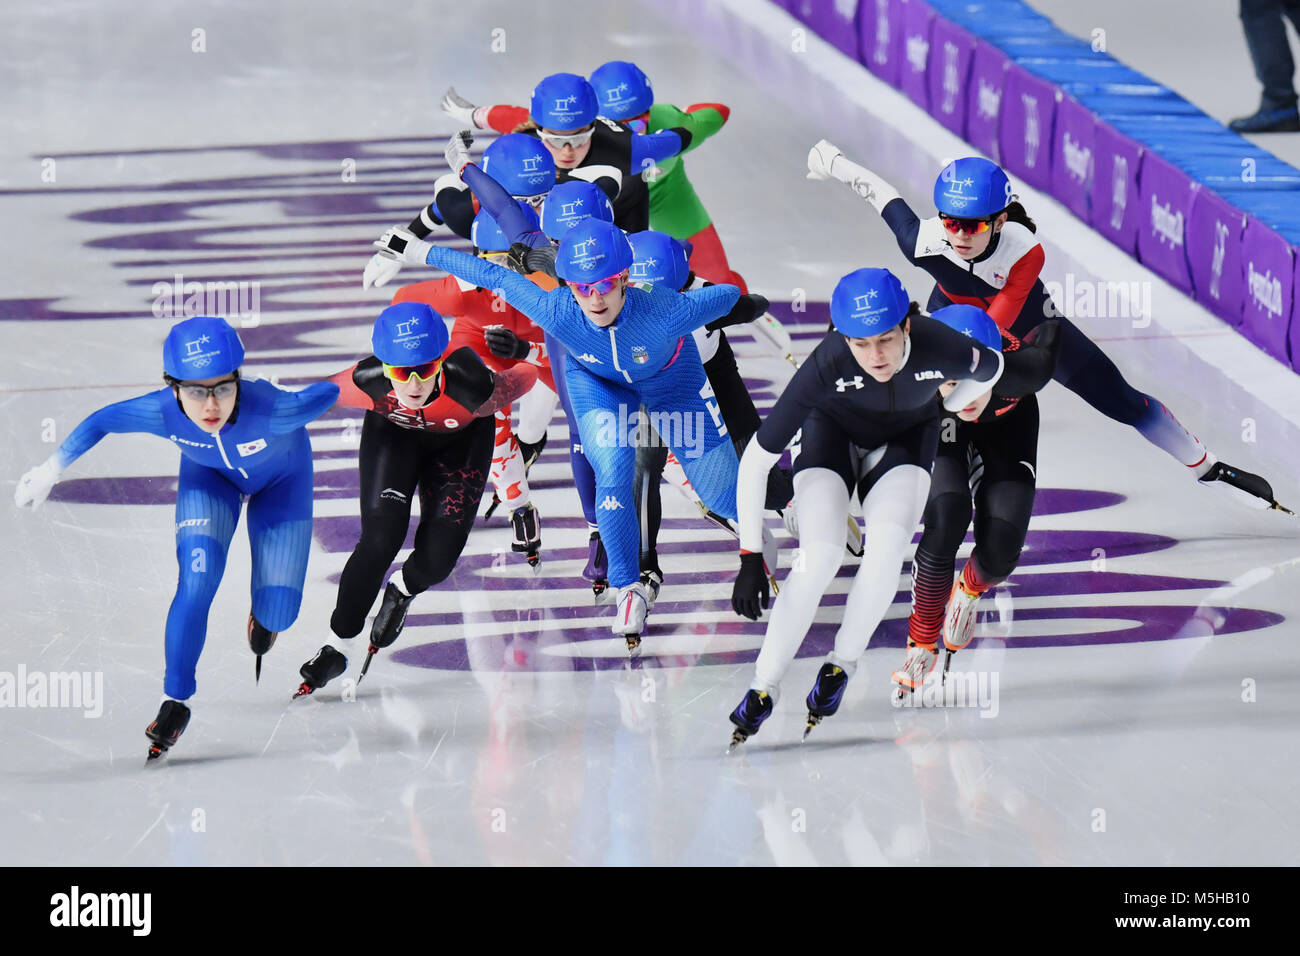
237,438,268,457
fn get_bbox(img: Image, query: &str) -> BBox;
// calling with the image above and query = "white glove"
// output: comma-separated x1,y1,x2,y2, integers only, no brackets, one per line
373,226,434,268
749,312,797,367
363,251,405,290
15,457,63,509
806,139,844,181
444,129,474,178
441,86,481,128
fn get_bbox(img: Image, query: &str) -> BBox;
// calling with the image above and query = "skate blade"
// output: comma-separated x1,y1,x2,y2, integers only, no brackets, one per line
625,634,642,657
357,645,378,685
255,654,263,684
483,496,502,520
1271,500,1296,516
291,682,315,700
527,553,542,574
726,729,749,755
802,714,822,740
145,744,166,764
592,582,613,605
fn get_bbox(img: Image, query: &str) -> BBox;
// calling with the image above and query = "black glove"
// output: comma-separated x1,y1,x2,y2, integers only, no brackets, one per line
505,241,533,276
706,293,771,332
732,551,771,621
484,326,529,360
994,319,1061,398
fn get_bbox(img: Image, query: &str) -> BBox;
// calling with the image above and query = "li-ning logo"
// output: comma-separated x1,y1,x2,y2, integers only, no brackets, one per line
1110,156,1128,231
1210,220,1230,300
914,369,944,381
835,376,864,391
380,487,408,503
49,886,151,936
1150,195,1185,248
1022,93,1040,168
599,495,623,511
941,42,960,114
1247,261,1284,316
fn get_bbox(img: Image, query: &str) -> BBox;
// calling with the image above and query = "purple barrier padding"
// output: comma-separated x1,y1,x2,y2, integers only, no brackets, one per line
858,0,902,85
1186,187,1246,328
1290,251,1300,371
1238,218,1294,365
1050,93,1094,221
926,17,977,137
1090,122,1141,254
967,40,1009,162
998,64,1056,191
898,0,936,110
1136,151,1195,293
788,0,861,59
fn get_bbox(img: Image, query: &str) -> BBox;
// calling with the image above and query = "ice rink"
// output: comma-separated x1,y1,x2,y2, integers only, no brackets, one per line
2,0,1298,866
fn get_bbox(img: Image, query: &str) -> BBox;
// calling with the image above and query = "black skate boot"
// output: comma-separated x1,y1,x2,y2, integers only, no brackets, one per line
1199,461,1294,515
247,612,277,684
804,663,850,739
639,567,663,610
518,433,547,472
511,503,542,570
360,581,415,683
727,689,774,753
584,531,610,602
145,699,191,762
482,489,503,520
293,645,348,699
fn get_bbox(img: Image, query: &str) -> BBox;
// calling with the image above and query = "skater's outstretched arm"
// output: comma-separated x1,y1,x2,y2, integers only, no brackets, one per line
470,364,539,417
269,381,340,433
994,319,1061,398
670,282,742,338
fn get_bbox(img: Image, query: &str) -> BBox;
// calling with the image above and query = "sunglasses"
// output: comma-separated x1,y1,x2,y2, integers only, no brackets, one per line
520,193,548,209
382,360,440,383
940,214,997,236
625,114,650,134
176,379,239,402
539,126,595,150
571,273,624,297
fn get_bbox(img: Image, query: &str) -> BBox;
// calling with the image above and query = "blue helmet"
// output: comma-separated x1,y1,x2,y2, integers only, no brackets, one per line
589,61,654,121
627,230,690,290
471,200,541,253
929,304,1002,351
829,268,912,338
530,73,598,130
556,219,633,283
371,302,449,365
541,180,615,241
481,133,556,198
933,157,1014,218
163,315,245,379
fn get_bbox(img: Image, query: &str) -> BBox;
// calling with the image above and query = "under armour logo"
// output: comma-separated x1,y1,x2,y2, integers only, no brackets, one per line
835,376,864,391
599,495,623,511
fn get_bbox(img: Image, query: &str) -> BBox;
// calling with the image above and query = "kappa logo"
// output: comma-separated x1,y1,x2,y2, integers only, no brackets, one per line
236,437,267,457
599,495,623,511
380,487,408,503
576,352,603,364
914,369,944,382
835,376,864,391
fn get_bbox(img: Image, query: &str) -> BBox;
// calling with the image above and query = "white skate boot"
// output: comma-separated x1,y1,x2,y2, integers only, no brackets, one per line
891,639,938,703
941,577,982,684
612,581,651,656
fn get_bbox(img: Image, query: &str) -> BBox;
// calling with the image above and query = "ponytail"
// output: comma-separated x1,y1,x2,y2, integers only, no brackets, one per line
1001,201,1037,234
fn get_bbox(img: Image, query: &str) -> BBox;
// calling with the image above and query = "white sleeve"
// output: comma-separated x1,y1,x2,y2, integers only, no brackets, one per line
830,155,901,213
738,440,781,553
942,351,1004,411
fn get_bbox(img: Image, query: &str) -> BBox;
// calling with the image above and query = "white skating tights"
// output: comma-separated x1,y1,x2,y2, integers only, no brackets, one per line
752,463,931,696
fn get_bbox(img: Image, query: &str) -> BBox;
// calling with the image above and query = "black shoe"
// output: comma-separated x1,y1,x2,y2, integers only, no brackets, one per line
1229,105,1300,133
294,645,348,699
510,503,542,568
247,612,277,683
803,663,850,738
518,433,547,472
727,689,774,752
145,700,191,761
370,581,415,650
1199,461,1294,514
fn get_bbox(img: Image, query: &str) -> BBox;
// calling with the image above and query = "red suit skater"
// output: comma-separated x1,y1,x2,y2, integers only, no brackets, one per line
294,302,538,696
